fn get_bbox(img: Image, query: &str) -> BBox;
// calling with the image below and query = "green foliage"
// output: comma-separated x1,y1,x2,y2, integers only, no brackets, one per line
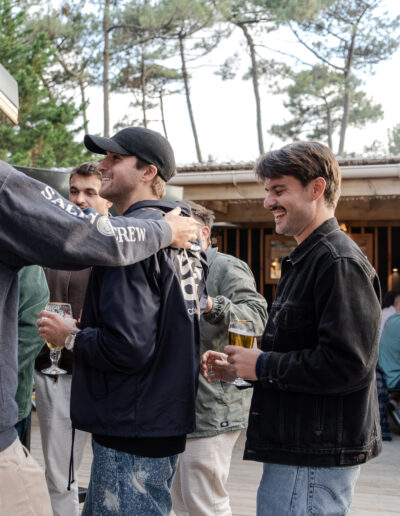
388,124,400,156
292,0,400,70
109,1,182,128
363,139,386,155
282,0,399,153
0,0,90,167
270,64,382,148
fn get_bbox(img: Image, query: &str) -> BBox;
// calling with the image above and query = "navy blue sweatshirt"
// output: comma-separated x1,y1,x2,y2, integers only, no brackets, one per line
70,200,208,457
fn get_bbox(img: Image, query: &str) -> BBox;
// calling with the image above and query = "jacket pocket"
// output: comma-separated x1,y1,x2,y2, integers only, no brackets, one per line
274,305,315,352
134,456,175,485
274,304,313,330
300,395,340,447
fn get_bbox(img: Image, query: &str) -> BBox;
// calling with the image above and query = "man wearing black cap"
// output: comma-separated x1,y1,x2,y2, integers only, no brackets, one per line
38,127,208,516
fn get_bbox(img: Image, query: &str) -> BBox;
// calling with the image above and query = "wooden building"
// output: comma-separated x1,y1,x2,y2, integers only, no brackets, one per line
172,158,400,307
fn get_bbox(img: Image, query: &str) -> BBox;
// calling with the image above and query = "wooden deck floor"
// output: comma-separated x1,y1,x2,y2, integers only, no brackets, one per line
30,413,400,515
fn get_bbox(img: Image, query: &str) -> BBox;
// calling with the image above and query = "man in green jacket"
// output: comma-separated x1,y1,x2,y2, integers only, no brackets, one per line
172,202,268,516
15,265,49,447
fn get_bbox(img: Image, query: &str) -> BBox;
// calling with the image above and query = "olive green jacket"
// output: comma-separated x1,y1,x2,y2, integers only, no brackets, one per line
189,247,268,438
16,266,49,421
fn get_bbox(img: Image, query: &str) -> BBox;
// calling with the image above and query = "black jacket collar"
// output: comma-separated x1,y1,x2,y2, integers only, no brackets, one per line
288,217,340,265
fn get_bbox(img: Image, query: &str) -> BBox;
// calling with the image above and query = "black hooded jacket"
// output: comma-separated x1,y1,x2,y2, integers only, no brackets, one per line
70,200,208,454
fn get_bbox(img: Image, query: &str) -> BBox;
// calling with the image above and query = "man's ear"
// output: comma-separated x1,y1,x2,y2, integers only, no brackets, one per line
201,225,210,241
142,164,158,183
311,177,326,201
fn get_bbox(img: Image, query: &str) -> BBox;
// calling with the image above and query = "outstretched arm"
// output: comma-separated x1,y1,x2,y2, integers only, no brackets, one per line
0,162,197,269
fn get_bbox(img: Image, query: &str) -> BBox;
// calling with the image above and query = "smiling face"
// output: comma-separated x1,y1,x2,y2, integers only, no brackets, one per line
69,174,111,215
263,175,322,244
98,152,158,214
98,152,144,213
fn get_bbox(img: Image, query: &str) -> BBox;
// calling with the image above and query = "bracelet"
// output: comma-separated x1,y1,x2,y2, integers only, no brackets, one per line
64,332,78,351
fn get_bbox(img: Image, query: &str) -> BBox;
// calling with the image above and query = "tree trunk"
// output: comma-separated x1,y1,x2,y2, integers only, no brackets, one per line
79,80,89,134
179,34,203,163
159,90,168,139
103,0,110,137
140,50,147,127
239,22,264,155
338,24,357,156
323,98,332,150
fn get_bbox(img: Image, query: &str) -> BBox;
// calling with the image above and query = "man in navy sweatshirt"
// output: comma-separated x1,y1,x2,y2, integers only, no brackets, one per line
38,127,208,516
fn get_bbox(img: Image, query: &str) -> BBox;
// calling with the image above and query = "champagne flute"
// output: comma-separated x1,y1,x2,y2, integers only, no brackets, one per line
228,319,256,387
41,302,72,376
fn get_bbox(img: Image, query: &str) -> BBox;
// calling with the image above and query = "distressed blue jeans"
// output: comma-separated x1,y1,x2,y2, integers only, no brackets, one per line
257,462,360,516
82,439,179,516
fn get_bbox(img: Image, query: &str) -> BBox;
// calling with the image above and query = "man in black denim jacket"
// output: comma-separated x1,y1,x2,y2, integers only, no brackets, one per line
202,142,382,516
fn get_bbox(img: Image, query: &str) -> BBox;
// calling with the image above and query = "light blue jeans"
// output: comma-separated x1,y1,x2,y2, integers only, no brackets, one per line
257,462,360,516
82,439,178,516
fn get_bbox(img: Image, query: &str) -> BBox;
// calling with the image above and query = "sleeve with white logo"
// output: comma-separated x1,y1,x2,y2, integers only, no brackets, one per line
0,161,171,269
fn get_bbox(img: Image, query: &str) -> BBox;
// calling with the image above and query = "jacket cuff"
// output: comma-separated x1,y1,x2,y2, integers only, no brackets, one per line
255,353,263,379
258,351,281,388
203,296,225,323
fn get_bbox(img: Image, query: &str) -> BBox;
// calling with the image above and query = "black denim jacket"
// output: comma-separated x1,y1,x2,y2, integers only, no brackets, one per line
245,218,382,467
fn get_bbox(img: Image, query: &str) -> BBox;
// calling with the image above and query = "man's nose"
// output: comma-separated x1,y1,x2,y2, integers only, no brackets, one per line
75,192,86,206
98,158,107,172
263,193,273,210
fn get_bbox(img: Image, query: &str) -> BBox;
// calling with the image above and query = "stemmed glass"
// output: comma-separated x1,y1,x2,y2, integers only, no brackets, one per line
228,319,256,387
41,302,72,376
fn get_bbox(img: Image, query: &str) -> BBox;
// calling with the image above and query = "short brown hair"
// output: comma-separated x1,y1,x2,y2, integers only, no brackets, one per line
70,162,102,183
135,157,176,200
183,200,215,229
255,141,341,208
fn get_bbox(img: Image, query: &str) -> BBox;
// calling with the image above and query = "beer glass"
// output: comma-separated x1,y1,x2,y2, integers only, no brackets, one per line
41,302,72,376
228,319,256,387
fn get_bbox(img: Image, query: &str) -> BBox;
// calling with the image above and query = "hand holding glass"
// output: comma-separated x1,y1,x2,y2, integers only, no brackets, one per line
41,302,72,376
228,319,256,387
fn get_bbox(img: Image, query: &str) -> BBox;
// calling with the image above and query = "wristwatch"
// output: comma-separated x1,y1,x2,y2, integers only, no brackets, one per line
64,332,78,351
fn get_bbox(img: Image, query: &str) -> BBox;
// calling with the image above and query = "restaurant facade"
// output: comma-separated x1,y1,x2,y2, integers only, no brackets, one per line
171,158,400,307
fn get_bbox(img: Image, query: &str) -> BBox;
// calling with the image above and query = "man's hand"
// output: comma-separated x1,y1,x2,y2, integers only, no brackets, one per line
224,346,263,381
201,350,237,383
37,310,79,348
164,207,199,249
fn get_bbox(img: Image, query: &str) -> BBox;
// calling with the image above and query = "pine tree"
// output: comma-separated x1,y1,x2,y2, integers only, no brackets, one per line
0,0,89,167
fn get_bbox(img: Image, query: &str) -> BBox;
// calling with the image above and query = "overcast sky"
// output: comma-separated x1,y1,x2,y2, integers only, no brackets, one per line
84,0,400,165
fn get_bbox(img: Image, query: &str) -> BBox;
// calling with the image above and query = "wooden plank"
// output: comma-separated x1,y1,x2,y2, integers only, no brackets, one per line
223,228,227,254
247,228,252,268
30,415,400,515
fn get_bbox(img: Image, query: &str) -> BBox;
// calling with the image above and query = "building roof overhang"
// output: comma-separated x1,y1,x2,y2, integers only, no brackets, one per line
170,159,400,223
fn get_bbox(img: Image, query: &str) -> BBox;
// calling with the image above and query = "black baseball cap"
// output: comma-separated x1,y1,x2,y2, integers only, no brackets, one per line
83,127,176,181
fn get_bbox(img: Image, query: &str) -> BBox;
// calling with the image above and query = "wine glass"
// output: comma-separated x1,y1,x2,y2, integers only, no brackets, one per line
228,319,256,387
41,302,72,376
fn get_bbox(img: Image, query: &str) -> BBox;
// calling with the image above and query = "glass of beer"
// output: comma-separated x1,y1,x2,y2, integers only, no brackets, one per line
41,302,72,376
228,319,256,387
